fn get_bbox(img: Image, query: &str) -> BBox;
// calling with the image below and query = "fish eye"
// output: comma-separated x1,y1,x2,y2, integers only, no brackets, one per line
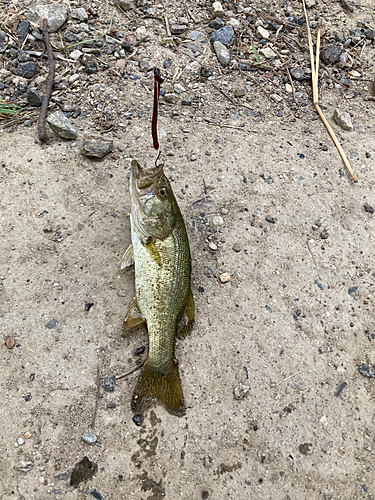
159,187,169,197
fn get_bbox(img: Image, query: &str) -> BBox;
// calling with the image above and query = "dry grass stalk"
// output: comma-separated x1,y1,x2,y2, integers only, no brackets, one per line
302,0,357,183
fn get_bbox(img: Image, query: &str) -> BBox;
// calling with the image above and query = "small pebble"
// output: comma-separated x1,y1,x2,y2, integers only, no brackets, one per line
208,241,218,251
25,394,31,401
358,365,375,378
265,216,276,224
320,231,329,239
103,376,115,392
18,438,25,445
364,203,374,214
335,381,347,397
14,461,33,472
5,337,15,349
132,414,143,426
219,272,230,283
82,137,113,158
90,489,104,500
232,243,241,252
45,319,59,329
234,384,249,400
85,62,97,75
47,112,77,140
203,455,214,468
134,346,145,356
333,108,353,131
82,432,97,445
38,476,45,484
24,431,32,439
212,216,223,226
26,88,42,107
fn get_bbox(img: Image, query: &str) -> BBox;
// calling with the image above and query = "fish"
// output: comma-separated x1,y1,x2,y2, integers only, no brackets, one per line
121,159,194,416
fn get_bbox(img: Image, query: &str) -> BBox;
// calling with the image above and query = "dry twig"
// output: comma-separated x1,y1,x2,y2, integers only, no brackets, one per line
115,360,145,380
38,19,54,142
302,0,357,183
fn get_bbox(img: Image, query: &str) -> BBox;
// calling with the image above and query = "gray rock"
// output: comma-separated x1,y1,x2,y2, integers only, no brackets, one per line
358,365,375,378
45,319,59,329
81,137,113,158
190,196,216,214
64,31,75,43
115,0,136,11
174,83,186,93
0,30,7,41
321,46,342,65
213,41,230,66
259,47,276,59
103,376,115,392
81,432,97,445
14,461,33,472
188,31,205,41
71,8,88,22
203,455,214,468
212,1,225,18
27,5,67,32
18,50,32,63
85,62,97,74
164,93,179,104
201,66,213,77
16,21,30,42
364,29,375,40
170,24,188,35
139,58,152,72
234,384,250,400
27,88,42,107
290,66,305,81
47,112,77,140
14,461,34,472
211,26,234,47
333,108,353,131
209,18,224,30
17,61,37,79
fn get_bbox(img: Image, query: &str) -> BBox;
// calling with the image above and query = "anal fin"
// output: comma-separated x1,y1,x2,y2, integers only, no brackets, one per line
176,289,195,339
124,296,146,331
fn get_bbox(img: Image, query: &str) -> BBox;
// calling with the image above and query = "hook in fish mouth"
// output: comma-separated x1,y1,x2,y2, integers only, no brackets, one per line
131,159,164,190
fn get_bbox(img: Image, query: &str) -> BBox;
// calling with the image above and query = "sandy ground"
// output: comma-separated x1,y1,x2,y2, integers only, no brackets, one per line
1,1,375,499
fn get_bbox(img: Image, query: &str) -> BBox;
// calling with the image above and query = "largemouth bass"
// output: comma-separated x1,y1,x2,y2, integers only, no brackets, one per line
122,159,194,416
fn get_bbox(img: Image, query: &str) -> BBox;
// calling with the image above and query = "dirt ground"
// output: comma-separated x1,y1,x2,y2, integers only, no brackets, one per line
1,0,375,498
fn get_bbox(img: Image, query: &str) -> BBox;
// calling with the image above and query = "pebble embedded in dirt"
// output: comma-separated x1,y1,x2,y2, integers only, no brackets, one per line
45,319,59,329
27,4,67,32
203,455,214,468
234,384,249,400
132,414,143,426
213,41,230,66
47,111,77,140
134,346,145,355
364,203,374,214
219,272,230,283
26,88,42,107
14,461,33,472
321,46,342,65
82,432,97,445
16,21,30,42
212,1,224,18
358,365,375,378
212,216,223,226
211,26,234,47
333,109,353,131
81,137,113,158
232,243,241,252
71,8,88,22
103,376,115,392
17,61,37,79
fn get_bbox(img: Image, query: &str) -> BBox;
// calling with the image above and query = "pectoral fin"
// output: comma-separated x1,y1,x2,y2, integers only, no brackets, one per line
176,289,195,339
142,237,161,266
124,297,146,331
121,244,134,270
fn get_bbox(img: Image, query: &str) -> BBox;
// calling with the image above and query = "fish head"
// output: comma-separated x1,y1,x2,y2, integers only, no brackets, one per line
130,160,180,240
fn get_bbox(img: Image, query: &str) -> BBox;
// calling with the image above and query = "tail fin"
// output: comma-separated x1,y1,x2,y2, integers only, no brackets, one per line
132,362,185,417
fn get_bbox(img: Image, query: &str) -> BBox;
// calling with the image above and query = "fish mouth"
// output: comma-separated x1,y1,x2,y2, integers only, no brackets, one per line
130,160,163,236
131,160,163,191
